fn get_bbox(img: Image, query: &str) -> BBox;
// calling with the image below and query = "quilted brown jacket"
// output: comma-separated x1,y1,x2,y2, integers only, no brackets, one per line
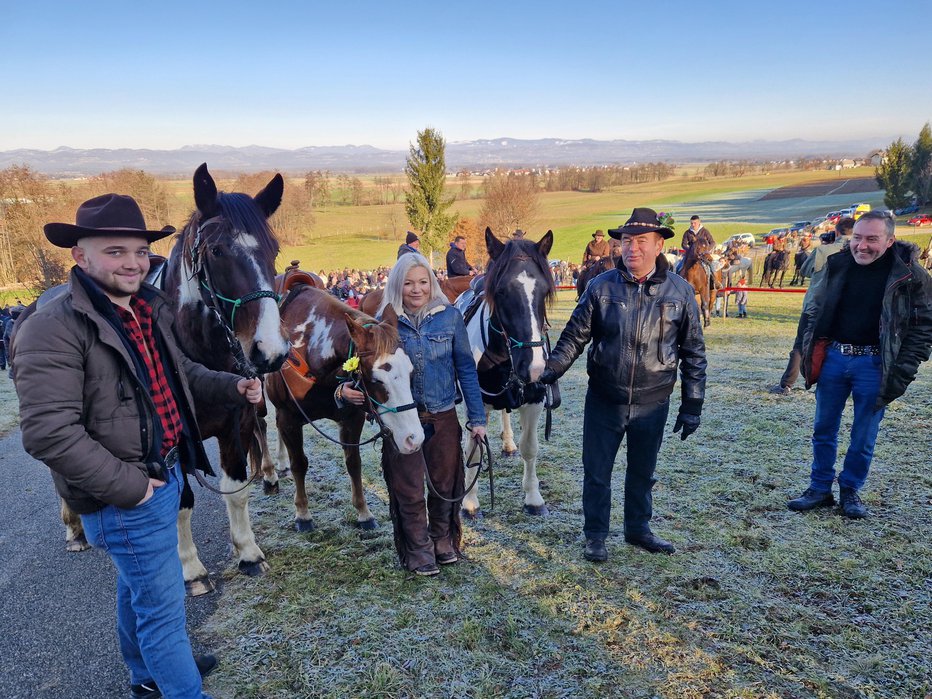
14,268,244,513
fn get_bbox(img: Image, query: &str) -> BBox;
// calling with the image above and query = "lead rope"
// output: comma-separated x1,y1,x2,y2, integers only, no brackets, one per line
422,434,495,511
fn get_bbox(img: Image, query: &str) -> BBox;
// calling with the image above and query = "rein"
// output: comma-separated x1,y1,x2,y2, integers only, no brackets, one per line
477,304,550,407
422,434,495,510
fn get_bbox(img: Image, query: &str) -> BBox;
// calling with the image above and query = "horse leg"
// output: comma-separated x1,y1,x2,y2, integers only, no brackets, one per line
519,402,547,515
462,407,492,518
277,409,313,532
500,409,518,457
254,411,279,495
177,478,214,596
61,499,90,552
218,433,269,577
341,413,377,529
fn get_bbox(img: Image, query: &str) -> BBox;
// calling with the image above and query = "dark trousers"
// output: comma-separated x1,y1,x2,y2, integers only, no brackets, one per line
382,409,464,570
779,313,807,388
0,340,5,369
582,390,670,539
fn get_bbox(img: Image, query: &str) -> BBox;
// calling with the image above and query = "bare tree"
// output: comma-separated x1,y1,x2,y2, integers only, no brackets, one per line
478,171,540,235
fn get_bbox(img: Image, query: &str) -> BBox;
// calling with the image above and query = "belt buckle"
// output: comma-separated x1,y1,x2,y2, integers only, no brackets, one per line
838,343,853,355
163,446,179,471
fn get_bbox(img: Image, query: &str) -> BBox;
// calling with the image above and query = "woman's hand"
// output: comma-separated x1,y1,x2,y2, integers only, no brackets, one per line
339,383,366,407
470,425,487,442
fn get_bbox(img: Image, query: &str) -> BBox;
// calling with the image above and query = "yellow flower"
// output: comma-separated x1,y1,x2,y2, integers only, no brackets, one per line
342,356,360,373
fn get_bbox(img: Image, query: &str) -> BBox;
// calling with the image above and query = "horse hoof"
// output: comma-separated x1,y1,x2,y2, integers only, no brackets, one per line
65,536,91,553
295,518,315,533
523,504,549,516
355,518,378,530
238,559,269,577
462,508,483,520
500,449,518,458
262,480,279,496
185,576,215,597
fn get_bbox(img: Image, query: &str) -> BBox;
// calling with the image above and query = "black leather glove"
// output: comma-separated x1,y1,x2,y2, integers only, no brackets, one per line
673,412,700,440
539,367,558,385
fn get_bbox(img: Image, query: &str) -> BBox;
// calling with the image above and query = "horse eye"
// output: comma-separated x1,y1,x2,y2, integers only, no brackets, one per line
210,245,223,256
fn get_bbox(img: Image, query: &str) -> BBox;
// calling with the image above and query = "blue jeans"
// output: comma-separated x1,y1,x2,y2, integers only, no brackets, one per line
582,390,670,539
81,465,211,698
810,348,885,493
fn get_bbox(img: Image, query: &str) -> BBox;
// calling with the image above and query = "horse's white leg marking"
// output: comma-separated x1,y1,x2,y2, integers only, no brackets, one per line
462,406,492,514
221,474,267,567
516,270,545,381
519,402,545,508
501,409,517,454
177,508,208,583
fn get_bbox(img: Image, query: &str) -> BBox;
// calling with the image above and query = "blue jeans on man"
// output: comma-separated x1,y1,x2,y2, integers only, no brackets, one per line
582,390,670,539
81,464,211,699
810,347,885,493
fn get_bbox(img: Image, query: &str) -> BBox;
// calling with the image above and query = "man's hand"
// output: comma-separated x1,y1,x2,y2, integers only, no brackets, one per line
237,377,262,404
136,477,166,506
673,412,700,440
538,367,558,385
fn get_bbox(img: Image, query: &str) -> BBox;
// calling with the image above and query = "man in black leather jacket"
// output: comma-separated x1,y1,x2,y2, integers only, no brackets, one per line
540,208,707,560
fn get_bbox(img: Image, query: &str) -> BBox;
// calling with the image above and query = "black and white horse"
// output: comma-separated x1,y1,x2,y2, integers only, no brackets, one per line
462,228,555,517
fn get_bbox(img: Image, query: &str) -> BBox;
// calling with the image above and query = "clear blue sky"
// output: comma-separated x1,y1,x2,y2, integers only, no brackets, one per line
2,0,930,151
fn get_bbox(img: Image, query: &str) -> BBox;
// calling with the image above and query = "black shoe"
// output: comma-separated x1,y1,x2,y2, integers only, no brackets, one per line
130,654,217,698
624,531,675,554
583,538,607,562
839,487,868,519
436,551,458,565
787,487,835,512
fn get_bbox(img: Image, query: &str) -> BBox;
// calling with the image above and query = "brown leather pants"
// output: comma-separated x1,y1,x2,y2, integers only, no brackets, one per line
381,409,464,571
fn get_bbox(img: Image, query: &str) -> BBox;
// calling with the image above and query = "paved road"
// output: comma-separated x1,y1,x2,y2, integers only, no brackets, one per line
0,429,233,699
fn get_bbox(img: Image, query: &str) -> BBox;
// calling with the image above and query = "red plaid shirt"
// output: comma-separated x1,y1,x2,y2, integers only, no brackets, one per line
114,297,182,458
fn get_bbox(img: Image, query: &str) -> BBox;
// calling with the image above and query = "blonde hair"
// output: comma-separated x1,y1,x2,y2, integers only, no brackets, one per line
379,252,446,319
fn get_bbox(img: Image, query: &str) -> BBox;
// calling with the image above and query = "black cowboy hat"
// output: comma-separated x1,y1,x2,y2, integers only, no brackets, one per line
592,229,604,238
607,207,674,240
44,193,175,248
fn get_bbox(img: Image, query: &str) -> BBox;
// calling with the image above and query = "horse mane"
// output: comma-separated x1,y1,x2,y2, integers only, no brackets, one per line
484,239,556,315
181,192,280,261
346,306,399,358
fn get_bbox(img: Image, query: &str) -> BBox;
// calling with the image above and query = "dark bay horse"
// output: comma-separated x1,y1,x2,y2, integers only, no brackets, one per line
164,164,291,592
789,247,811,286
761,250,790,288
680,245,712,327
462,228,556,517
265,289,424,531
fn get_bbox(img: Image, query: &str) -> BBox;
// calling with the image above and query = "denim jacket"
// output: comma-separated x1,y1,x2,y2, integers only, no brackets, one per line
397,303,486,426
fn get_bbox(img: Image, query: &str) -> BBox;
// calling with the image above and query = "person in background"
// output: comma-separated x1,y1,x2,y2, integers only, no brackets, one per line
582,230,611,266
789,211,932,518
397,231,420,259
735,276,749,318
539,207,707,560
446,235,477,277
769,217,855,395
0,307,9,371
14,194,263,699
339,252,486,576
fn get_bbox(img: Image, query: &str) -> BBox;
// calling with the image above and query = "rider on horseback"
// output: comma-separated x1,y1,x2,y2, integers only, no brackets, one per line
677,215,720,288
582,230,611,266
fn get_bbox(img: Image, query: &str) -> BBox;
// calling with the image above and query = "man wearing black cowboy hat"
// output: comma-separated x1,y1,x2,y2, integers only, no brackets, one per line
14,193,263,699
540,207,707,559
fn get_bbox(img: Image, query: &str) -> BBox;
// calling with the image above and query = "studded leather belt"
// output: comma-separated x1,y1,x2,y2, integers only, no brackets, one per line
830,341,880,356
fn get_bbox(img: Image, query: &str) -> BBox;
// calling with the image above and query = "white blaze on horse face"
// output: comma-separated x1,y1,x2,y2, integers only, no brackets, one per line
296,310,336,360
371,348,424,454
243,255,289,363
515,270,545,382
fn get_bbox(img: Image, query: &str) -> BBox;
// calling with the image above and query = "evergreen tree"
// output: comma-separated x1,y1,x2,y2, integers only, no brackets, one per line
404,127,456,253
910,122,932,206
875,138,913,210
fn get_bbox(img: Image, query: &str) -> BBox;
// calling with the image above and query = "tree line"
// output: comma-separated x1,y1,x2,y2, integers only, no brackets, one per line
875,122,932,209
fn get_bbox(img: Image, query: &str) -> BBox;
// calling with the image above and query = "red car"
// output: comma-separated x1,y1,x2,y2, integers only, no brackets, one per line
907,214,932,226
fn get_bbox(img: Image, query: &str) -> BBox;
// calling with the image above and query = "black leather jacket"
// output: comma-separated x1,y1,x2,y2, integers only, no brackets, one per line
547,255,707,413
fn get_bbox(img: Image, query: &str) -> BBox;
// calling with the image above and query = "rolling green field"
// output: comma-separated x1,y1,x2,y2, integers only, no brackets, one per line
200,289,932,699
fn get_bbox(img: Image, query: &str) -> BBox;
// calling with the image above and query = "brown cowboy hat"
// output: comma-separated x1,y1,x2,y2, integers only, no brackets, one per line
592,230,604,238
44,193,175,248
607,207,674,240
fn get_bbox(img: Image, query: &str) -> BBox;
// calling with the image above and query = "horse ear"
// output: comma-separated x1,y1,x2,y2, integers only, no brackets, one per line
193,163,219,218
380,303,398,328
254,173,284,218
537,230,554,258
344,312,368,347
485,227,505,260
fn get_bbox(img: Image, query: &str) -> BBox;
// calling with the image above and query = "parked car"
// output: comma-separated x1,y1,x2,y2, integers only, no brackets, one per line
907,213,932,226
724,233,755,248
767,227,789,239
894,204,920,216
853,204,871,220
789,221,812,235
826,211,842,224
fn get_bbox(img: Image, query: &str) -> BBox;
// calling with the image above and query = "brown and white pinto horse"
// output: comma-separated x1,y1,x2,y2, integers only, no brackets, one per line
265,287,424,532
163,164,291,592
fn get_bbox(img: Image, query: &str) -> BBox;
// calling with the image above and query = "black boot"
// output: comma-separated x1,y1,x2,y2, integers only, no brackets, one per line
839,487,868,519
130,654,218,698
584,538,607,562
624,531,675,554
787,487,834,511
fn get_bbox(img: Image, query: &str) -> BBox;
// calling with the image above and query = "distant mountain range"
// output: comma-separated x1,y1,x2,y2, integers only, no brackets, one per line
0,137,890,177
